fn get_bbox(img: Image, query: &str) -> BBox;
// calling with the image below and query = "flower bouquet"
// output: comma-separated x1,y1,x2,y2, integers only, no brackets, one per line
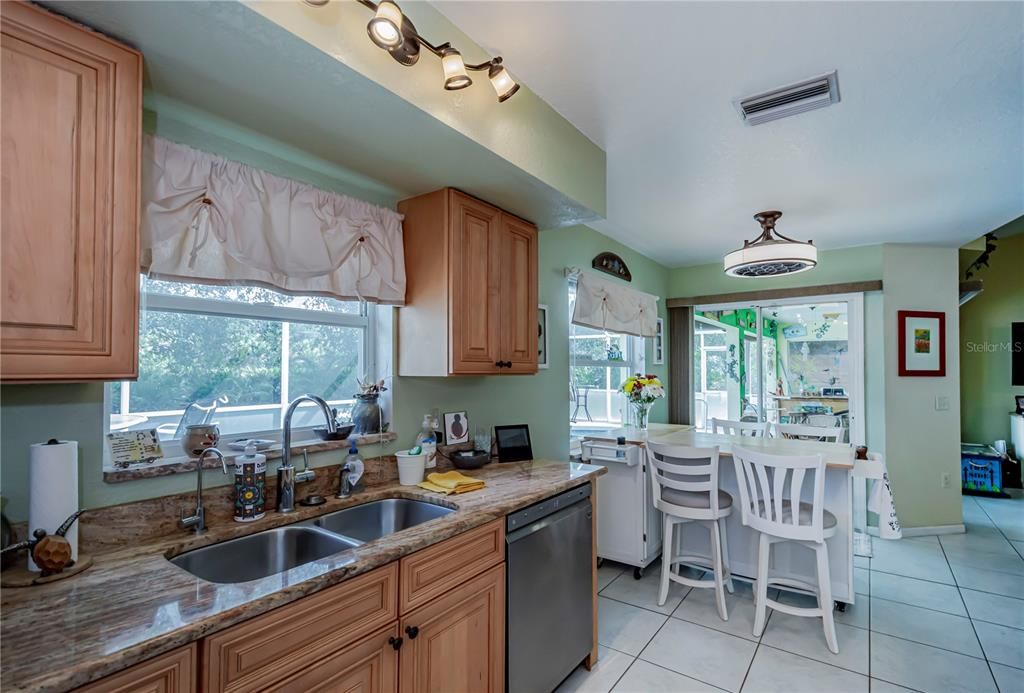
621,374,665,430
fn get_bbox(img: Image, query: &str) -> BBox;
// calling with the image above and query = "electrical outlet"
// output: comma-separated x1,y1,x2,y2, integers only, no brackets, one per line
935,396,950,411
941,472,951,489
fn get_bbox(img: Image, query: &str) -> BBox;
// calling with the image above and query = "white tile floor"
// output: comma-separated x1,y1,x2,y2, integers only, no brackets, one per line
558,491,1024,693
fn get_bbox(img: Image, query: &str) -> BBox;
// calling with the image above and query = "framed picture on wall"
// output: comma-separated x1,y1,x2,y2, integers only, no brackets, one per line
898,310,946,377
653,317,665,365
443,411,470,445
538,304,549,369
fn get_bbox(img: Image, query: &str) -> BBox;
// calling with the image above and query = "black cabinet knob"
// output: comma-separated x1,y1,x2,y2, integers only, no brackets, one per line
388,636,403,650
405,625,419,639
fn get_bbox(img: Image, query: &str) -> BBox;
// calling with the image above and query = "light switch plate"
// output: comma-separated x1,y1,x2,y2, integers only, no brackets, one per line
935,396,950,411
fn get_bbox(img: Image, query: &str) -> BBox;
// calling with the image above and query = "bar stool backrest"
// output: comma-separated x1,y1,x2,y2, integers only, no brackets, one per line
732,445,827,542
712,418,768,438
647,442,722,516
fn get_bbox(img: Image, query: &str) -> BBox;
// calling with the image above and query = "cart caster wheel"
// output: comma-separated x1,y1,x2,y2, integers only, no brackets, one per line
633,567,644,580
834,601,846,612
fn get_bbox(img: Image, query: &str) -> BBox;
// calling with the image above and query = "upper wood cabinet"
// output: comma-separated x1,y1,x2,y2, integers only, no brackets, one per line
397,189,538,376
1,1,141,382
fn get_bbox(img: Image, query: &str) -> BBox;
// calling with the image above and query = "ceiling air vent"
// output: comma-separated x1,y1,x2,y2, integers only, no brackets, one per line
736,71,840,126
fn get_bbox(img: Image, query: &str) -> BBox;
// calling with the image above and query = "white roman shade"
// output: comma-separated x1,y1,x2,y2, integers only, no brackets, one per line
141,136,406,304
572,272,658,337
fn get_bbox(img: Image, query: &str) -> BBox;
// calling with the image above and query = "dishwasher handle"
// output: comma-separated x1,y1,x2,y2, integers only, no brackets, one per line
506,499,592,544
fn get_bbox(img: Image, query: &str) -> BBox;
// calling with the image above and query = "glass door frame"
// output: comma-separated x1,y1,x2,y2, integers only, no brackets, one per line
694,292,866,445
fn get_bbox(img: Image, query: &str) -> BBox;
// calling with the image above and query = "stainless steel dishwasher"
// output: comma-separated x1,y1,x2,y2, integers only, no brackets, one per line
506,484,593,693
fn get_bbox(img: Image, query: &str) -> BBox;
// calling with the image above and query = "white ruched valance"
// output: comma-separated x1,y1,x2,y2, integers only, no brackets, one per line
572,272,658,337
141,136,406,304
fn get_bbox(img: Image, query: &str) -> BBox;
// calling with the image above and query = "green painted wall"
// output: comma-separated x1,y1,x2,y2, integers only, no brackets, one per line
959,222,1024,446
0,100,667,522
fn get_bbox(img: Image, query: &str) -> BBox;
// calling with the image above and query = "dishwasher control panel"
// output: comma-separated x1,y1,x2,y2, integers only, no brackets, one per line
507,483,591,532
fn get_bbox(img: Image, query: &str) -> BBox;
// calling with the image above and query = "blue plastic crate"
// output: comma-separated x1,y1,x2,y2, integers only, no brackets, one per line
961,444,1004,496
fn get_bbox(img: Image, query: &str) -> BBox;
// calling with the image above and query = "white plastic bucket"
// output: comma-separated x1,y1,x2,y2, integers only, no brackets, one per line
396,450,426,486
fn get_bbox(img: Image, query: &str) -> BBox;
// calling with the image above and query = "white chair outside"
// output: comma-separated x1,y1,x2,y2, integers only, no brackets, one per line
731,444,840,654
647,442,734,621
774,422,845,442
711,418,768,438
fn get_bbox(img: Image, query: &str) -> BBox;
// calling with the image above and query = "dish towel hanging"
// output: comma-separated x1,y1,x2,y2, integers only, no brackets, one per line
140,135,406,304
572,272,658,337
863,452,903,540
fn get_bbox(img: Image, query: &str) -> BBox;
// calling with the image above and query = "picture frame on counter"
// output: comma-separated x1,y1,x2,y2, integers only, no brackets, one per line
898,310,946,377
538,304,549,369
653,317,665,365
443,410,470,445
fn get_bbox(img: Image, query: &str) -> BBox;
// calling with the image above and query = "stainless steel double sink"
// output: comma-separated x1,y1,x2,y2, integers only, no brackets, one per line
168,498,453,584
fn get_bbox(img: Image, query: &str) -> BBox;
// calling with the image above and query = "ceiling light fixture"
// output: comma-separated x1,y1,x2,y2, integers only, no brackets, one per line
723,211,818,278
305,0,520,103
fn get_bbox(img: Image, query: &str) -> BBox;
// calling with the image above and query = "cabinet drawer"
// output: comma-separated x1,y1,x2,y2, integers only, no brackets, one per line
203,563,399,693
76,644,195,693
399,519,504,614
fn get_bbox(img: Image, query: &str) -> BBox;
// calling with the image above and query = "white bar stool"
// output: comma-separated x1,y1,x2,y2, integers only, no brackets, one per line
647,442,734,621
712,418,768,437
731,444,840,654
774,422,845,442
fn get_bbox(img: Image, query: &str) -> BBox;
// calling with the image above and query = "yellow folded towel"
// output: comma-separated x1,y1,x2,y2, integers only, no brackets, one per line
418,470,486,495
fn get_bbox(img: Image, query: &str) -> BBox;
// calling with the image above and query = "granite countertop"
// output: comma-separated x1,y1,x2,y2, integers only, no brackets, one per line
1,459,605,693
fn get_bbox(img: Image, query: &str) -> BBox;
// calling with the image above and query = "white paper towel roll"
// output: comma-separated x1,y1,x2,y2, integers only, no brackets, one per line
28,439,79,572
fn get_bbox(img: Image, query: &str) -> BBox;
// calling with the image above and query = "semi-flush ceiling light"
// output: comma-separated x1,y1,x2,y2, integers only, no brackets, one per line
311,0,520,103
367,1,404,49
441,48,472,90
488,59,520,102
723,211,818,278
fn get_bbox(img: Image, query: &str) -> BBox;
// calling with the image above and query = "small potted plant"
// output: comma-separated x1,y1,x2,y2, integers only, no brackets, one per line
352,376,388,435
621,374,665,431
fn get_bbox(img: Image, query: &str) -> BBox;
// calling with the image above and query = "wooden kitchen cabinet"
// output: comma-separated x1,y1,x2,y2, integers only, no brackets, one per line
397,188,538,376
271,624,399,693
0,1,141,382
76,644,195,693
399,564,506,693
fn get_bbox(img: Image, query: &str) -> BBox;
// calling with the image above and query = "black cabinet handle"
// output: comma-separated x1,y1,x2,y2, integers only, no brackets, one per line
405,625,419,639
388,636,403,650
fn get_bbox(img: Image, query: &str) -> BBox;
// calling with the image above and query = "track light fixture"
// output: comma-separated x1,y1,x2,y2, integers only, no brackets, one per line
305,0,520,103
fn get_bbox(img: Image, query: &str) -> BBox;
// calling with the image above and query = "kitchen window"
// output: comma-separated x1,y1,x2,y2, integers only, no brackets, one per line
106,276,375,449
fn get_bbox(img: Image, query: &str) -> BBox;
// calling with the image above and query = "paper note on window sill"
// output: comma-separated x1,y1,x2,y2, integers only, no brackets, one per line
107,429,164,468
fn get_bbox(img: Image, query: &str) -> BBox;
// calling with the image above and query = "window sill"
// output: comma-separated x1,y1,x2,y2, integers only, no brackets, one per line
102,431,398,484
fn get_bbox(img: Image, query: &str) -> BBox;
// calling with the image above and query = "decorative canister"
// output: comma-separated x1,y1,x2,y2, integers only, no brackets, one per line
351,393,383,435
231,442,266,522
181,424,219,457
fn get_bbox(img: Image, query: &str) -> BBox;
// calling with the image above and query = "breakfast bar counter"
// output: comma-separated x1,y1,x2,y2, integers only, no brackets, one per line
583,424,857,603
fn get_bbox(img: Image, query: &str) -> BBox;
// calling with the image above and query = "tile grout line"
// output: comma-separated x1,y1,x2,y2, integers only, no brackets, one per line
935,521,1001,691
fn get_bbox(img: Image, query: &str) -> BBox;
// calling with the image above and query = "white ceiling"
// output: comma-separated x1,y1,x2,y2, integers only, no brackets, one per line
435,1,1024,267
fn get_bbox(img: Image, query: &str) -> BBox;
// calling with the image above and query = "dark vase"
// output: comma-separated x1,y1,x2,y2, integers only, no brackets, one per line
352,393,383,435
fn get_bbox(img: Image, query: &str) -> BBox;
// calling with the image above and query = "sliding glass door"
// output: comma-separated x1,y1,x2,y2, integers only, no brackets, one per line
693,294,865,444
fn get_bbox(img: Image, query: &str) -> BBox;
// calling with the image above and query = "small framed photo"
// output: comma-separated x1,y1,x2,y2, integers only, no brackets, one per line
898,310,946,377
653,317,665,365
538,304,549,369
443,411,470,445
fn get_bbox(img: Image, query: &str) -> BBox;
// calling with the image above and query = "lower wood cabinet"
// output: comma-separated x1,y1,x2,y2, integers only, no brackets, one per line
75,644,195,693
271,624,399,693
399,564,505,693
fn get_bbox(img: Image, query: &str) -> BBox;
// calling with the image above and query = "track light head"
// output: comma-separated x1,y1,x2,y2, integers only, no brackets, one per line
488,59,520,102
441,48,472,90
367,1,403,49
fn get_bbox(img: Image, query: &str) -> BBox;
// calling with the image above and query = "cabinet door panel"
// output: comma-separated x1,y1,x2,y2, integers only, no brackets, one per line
274,624,398,693
497,215,538,372
75,644,195,693
400,564,505,693
0,2,140,381
449,191,500,373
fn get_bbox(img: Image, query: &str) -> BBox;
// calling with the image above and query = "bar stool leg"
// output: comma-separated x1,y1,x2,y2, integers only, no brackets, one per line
752,532,771,638
718,517,735,594
710,520,729,621
658,514,673,606
815,541,839,654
